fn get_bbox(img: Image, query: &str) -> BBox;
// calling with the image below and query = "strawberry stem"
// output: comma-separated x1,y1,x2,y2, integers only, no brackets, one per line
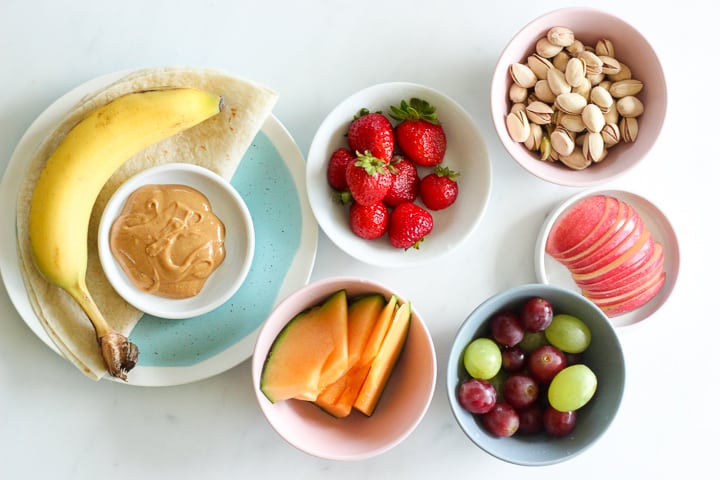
389,98,440,125
355,150,391,176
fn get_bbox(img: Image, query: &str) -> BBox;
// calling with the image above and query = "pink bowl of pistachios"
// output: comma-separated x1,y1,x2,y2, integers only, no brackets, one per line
490,7,667,187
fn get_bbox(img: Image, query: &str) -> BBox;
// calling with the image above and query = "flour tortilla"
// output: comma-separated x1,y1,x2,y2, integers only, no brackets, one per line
16,67,278,380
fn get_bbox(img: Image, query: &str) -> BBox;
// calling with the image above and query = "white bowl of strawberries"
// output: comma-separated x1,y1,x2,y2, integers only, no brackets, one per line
307,82,492,268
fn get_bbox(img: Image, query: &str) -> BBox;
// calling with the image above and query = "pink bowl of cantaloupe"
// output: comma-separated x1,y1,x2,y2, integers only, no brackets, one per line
251,277,437,460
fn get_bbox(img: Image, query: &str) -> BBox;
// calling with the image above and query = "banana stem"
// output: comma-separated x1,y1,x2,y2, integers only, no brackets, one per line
66,282,138,381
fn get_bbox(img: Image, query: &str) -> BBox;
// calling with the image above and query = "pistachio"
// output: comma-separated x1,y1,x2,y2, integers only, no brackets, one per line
547,67,571,96
509,83,528,103
595,38,615,57
577,51,603,75
566,39,585,55
601,123,621,147
608,62,632,82
583,132,605,162
510,63,538,89
536,37,564,58
565,57,586,87
620,116,639,142
524,123,544,151
552,51,571,72
547,26,575,47
582,103,605,133
527,53,554,80
571,77,592,101
506,110,531,142
526,101,554,125
559,113,587,133
555,92,588,115
616,95,644,117
534,79,556,103
598,79,612,91
549,147,560,162
575,132,586,147
539,136,552,161
559,147,591,170
598,55,621,76
604,102,619,125
590,86,613,113
551,127,576,156
587,73,605,86
609,79,644,98
510,102,526,115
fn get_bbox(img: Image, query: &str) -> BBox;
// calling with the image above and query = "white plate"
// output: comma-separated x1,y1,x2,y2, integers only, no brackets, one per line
535,189,680,327
0,71,318,386
306,82,492,268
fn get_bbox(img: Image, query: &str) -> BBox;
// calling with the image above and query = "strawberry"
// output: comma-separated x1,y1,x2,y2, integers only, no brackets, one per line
389,202,434,249
347,109,394,163
327,147,355,191
420,165,460,210
349,202,389,240
383,156,419,207
390,98,447,167
345,151,393,206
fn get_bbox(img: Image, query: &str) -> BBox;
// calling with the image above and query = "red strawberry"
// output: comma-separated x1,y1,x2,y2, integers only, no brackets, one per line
384,156,419,207
327,147,355,191
349,202,389,240
389,202,434,249
420,165,460,210
347,109,394,163
345,151,393,206
390,98,447,167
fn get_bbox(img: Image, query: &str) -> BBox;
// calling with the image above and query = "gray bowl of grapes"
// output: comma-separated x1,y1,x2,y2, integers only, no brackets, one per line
446,283,625,466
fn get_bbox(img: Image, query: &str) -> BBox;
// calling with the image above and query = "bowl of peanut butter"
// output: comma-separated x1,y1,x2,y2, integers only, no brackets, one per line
98,163,255,319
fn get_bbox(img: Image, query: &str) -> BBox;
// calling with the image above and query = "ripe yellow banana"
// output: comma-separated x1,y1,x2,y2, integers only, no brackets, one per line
28,87,223,380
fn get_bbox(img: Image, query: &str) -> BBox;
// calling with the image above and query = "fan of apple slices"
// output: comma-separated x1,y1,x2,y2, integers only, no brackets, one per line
546,194,666,317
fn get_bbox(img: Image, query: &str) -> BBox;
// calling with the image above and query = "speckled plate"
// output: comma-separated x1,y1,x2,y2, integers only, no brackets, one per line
0,71,318,386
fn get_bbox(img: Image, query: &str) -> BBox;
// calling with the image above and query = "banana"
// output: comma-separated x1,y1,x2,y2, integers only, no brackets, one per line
28,87,223,380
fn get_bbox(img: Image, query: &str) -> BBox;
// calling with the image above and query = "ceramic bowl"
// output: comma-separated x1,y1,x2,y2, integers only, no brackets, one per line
446,283,625,466
98,163,254,319
535,188,680,327
252,276,437,460
490,7,667,186
306,82,492,268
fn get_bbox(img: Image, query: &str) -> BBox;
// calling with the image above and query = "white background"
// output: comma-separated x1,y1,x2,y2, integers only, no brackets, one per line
0,0,714,478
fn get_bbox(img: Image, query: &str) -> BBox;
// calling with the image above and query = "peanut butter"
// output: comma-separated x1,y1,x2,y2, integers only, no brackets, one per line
109,184,226,299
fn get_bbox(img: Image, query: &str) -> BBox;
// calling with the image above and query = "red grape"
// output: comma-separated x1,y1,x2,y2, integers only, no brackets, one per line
543,406,577,437
528,345,567,384
503,374,539,409
458,378,496,414
481,402,520,437
501,346,526,372
490,311,525,347
517,403,544,435
521,297,553,333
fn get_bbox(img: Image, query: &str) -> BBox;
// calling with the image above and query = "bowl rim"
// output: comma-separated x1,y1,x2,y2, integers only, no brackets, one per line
97,162,255,319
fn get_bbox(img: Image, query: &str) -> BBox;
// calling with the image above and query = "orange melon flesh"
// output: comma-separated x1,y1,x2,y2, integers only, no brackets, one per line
354,302,411,416
314,294,386,415
260,290,348,403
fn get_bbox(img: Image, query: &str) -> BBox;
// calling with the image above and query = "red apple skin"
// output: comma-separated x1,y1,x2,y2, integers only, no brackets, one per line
557,199,625,263
572,231,655,285
568,217,645,273
591,272,666,317
547,195,608,257
577,242,665,292
582,256,665,299
553,196,618,261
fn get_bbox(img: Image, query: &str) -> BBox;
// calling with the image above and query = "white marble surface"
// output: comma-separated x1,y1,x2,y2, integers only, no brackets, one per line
0,0,714,477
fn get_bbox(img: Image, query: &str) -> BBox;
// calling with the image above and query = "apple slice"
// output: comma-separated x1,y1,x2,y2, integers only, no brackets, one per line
547,195,609,258
571,229,654,285
559,200,630,265
582,251,665,299
586,272,666,317
577,242,665,291
569,216,646,273
556,197,623,264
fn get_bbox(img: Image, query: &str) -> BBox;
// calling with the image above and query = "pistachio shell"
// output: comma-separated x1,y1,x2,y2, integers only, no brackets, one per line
506,110,531,142
620,116,639,142
559,147,591,170
598,55,622,76
510,63,538,89
559,113,587,133
555,92,588,115
527,53,554,80
510,102,526,115
547,26,575,47
547,67,571,96
616,96,644,117
524,123,544,151
509,83,528,103
595,39,615,57
590,86,614,113
604,102,619,124
601,123,621,147
536,37,564,58
587,72,605,86
534,79,556,103
571,77,592,101
608,62,632,82
526,101,554,125
577,51,603,75
539,136,552,161
566,39,585,55
552,51,570,72
609,79,644,98
582,103,606,133
583,132,605,162
565,57,586,87
551,127,575,156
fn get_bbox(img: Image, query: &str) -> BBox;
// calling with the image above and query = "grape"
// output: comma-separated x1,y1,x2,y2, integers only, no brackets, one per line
545,314,592,354
503,373,539,409
543,406,577,437
517,330,548,353
528,345,567,384
517,403,544,435
548,364,597,412
463,338,502,380
458,378,496,414
490,311,525,347
521,297,554,332
481,402,519,437
501,346,526,372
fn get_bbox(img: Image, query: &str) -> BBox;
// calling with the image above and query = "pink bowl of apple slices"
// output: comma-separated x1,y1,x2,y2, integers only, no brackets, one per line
535,189,679,327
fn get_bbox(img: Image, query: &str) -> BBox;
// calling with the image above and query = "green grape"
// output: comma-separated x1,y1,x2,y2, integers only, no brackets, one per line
545,314,592,354
463,338,502,380
517,330,548,353
548,364,597,412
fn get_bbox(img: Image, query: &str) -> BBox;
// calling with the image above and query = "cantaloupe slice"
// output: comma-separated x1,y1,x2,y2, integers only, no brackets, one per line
314,294,386,415
260,289,348,403
354,302,411,416
316,294,398,418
